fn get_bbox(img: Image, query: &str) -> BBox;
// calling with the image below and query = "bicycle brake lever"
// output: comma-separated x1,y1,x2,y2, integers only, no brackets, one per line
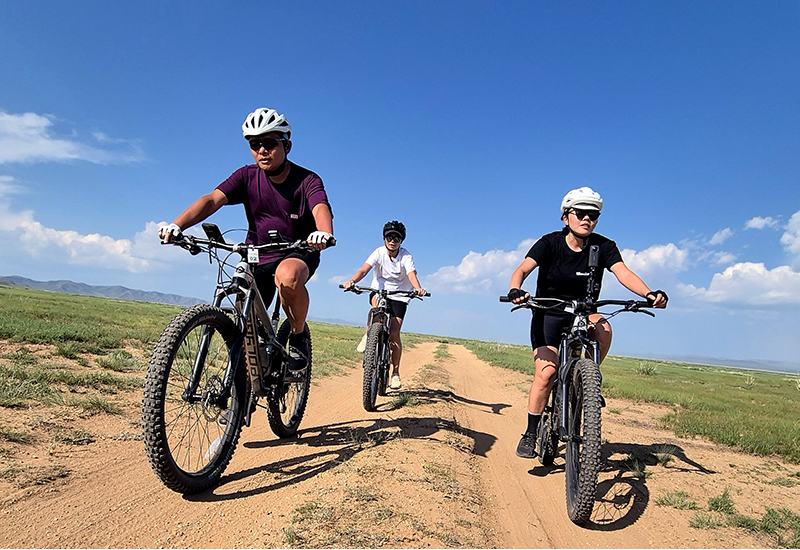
639,309,656,317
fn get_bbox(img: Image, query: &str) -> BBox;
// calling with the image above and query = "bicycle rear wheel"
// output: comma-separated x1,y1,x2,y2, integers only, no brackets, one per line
362,323,385,411
143,305,246,494
267,321,312,438
565,358,603,524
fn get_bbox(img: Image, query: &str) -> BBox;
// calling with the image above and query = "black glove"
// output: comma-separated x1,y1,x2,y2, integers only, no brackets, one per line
508,288,527,302
646,290,669,306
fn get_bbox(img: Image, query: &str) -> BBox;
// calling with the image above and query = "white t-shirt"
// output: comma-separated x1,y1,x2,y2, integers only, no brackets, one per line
366,246,417,303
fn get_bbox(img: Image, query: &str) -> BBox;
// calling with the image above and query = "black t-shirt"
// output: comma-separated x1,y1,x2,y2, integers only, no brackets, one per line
526,229,623,302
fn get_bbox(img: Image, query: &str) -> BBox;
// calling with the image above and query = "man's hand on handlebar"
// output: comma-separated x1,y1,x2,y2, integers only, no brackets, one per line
307,231,333,250
159,223,183,243
645,290,669,308
507,288,530,304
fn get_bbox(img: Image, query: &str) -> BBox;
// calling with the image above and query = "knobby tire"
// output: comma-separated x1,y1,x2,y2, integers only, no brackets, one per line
362,323,385,411
565,358,603,524
142,304,246,494
267,321,312,438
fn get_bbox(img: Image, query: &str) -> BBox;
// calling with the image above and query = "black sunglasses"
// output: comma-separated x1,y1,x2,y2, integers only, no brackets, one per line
248,137,283,151
385,235,403,243
571,209,600,222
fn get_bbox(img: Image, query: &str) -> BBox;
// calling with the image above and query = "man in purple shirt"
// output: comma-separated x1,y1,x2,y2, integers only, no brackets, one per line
160,108,334,371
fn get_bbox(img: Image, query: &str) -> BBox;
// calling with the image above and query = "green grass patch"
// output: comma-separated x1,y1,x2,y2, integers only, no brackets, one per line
708,488,736,514
53,428,95,445
95,349,143,372
0,286,180,350
0,426,32,444
690,512,723,529
655,490,699,510
434,343,454,360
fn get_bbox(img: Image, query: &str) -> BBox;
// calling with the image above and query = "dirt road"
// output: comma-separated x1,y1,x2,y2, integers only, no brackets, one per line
1,342,796,548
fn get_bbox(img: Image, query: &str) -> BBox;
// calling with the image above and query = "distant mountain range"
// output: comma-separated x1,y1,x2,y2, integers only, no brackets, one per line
0,275,206,307
0,275,361,326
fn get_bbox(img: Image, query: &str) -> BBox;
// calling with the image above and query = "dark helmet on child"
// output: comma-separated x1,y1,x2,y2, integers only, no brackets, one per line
383,220,406,241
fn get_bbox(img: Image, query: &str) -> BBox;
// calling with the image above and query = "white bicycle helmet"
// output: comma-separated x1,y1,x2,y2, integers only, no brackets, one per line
242,108,292,140
561,187,604,215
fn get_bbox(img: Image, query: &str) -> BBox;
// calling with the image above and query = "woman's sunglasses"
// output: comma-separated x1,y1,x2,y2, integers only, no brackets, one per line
570,209,600,222
248,137,284,151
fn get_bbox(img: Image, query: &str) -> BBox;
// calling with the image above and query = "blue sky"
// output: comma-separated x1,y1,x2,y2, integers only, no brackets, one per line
1,1,799,368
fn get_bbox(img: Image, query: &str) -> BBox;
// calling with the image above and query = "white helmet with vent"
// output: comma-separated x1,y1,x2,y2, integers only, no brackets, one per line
242,108,292,139
561,187,604,215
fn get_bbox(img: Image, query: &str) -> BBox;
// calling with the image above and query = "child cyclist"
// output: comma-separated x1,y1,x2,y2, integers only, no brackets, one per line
507,187,667,458
343,221,427,390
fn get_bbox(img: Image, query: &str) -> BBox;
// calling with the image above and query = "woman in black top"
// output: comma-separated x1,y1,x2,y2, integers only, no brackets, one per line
508,187,668,458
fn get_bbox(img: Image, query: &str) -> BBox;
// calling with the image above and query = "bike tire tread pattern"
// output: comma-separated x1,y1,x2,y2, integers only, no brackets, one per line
267,321,312,438
565,358,603,525
142,304,245,494
362,323,385,412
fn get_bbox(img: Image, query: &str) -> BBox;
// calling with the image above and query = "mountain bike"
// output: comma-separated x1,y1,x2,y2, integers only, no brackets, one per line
340,285,430,412
143,223,335,494
500,245,656,524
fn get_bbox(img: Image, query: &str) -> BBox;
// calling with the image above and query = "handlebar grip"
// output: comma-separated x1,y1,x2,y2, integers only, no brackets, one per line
421,292,431,298
499,296,511,302
326,236,337,248
338,284,345,289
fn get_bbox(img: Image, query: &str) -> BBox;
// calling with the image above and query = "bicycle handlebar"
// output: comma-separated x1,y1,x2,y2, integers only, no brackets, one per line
163,233,336,257
499,294,654,316
340,284,431,299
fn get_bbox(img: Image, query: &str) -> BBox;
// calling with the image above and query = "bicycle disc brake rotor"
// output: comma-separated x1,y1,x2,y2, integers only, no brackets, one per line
201,375,224,422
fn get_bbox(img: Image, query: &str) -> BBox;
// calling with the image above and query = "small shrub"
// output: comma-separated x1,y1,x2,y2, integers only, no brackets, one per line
53,429,95,445
96,350,141,372
708,488,736,515
635,360,657,376
690,512,723,529
655,491,698,510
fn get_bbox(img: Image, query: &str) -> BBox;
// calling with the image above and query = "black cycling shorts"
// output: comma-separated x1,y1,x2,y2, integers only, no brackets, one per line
369,292,408,320
253,250,320,308
530,311,572,350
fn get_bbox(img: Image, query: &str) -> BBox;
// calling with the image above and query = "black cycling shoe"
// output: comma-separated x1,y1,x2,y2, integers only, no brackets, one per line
287,335,309,373
516,432,538,459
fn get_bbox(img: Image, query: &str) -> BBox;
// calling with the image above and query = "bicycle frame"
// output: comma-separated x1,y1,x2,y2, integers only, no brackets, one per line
173,224,329,426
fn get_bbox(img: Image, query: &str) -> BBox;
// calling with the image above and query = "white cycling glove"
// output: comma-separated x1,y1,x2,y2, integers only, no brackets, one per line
159,223,183,242
307,231,332,245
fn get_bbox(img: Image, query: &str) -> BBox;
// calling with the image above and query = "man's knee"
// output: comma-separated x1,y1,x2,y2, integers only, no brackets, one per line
275,260,309,289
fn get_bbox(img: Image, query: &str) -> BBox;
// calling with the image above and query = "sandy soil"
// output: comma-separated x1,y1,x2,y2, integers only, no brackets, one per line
0,341,798,548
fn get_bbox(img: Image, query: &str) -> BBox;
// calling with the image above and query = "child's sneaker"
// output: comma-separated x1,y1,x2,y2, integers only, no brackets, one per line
356,333,368,353
390,374,402,390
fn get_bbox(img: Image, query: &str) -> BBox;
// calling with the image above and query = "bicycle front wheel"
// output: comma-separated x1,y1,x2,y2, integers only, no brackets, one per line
142,305,247,494
565,358,603,524
362,323,385,411
267,320,312,438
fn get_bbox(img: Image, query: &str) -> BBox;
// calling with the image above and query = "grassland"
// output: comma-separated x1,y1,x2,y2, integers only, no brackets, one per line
1,284,799,465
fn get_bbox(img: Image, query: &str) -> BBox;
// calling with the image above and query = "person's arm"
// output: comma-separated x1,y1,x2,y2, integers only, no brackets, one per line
408,270,426,296
162,189,228,242
509,257,538,303
609,261,667,307
308,203,334,249
344,263,373,289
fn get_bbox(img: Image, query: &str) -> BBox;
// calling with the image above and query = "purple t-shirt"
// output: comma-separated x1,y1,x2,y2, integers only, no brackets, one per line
216,162,331,263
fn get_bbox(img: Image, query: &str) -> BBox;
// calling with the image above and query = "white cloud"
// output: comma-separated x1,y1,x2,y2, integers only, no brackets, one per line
424,239,535,293
679,262,800,305
0,110,143,164
745,216,779,230
709,227,733,245
780,211,800,262
0,188,186,273
619,243,689,276
0,175,24,197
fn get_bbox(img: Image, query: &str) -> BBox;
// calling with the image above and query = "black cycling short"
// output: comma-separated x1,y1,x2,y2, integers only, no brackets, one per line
530,311,572,350
253,250,320,308
369,292,408,320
